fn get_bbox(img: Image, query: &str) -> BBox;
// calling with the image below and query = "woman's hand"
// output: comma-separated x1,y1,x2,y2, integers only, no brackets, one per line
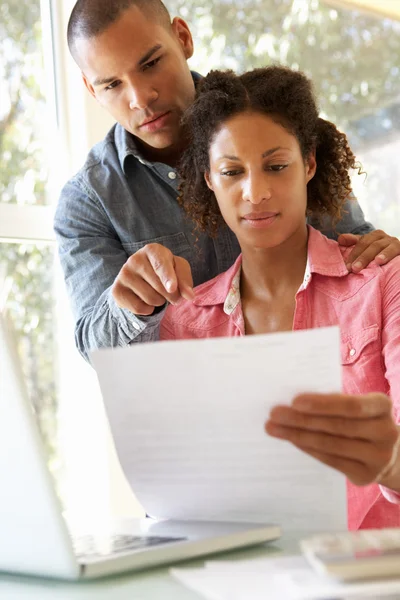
265,392,400,489
338,230,400,272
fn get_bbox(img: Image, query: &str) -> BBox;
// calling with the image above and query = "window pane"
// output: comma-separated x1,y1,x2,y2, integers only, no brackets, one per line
0,242,59,472
0,1,51,207
170,0,400,234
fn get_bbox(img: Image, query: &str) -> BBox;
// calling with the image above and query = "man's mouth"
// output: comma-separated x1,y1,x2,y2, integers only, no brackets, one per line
139,112,171,132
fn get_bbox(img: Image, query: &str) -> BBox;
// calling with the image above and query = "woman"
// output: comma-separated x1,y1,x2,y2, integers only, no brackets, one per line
160,66,400,530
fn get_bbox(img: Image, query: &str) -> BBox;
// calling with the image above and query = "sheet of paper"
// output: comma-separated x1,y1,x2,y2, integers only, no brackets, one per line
92,326,346,531
171,556,400,600
205,556,400,598
171,556,307,600
170,563,298,600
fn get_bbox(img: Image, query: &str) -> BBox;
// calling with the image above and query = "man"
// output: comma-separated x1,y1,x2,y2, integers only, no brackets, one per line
55,0,400,362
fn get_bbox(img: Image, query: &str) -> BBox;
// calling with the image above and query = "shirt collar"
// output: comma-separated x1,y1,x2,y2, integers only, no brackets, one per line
193,226,349,314
115,71,203,174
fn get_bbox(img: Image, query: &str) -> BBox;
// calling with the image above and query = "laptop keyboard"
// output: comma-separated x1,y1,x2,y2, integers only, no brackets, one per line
72,533,187,560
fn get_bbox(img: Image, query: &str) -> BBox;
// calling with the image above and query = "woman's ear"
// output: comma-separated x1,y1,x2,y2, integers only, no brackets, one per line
204,171,213,191
306,151,317,183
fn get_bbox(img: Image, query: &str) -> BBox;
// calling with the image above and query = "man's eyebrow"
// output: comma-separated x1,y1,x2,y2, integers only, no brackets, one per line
92,44,163,87
220,147,290,160
93,75,118,87
138,44,162,66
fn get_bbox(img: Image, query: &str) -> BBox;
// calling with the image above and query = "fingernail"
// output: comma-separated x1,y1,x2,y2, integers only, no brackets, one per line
267,423,285,437
352,261,362,271
377,254,386,261
165,280,174,292
346,263,352,271
181,287,195,301
292,398,311,411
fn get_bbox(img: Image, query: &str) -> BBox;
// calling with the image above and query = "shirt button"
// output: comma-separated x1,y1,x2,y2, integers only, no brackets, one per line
349,348,356,357
168,171,177,180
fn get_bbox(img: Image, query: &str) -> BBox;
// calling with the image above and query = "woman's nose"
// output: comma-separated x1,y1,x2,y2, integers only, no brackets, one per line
242,175,272,204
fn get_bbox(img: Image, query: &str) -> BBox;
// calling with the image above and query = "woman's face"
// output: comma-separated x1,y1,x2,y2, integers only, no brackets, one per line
205,111,316,250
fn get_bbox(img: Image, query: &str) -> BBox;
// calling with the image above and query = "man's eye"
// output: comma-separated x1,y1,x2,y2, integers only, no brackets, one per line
143,56,162,71
105,81,120,91
221,170,241,177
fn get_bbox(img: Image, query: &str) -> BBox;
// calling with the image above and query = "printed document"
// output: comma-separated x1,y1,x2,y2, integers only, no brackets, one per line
92,326,346,531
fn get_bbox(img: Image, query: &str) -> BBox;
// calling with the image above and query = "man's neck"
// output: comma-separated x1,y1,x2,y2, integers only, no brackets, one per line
136,137,188,168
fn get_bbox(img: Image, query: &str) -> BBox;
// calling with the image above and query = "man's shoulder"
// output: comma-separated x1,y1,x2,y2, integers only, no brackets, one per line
70,123,120,185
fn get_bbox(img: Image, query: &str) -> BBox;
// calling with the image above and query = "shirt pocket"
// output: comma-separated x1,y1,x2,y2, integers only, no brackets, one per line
340,324,385,394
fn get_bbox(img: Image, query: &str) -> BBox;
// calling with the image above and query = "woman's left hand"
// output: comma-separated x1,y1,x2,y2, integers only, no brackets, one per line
265,392,400,489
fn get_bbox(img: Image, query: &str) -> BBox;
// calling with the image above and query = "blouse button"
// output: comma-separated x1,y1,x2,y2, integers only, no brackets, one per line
349,348,356,357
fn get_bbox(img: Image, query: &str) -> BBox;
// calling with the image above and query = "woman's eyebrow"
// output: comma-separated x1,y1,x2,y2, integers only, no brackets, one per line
219,147,290,161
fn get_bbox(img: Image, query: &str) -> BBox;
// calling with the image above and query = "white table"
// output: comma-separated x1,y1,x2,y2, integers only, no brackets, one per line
0,531,301,599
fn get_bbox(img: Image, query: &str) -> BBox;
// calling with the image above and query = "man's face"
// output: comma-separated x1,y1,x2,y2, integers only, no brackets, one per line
77,6,195,156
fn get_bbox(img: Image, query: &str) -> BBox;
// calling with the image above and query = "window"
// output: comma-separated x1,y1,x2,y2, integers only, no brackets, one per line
0,1,58,460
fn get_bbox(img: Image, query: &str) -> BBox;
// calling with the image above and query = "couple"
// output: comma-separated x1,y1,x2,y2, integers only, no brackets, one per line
158,65,400,531
57,0,400,532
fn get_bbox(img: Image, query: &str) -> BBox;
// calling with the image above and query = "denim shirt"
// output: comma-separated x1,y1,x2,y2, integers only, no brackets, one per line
55,95,374,362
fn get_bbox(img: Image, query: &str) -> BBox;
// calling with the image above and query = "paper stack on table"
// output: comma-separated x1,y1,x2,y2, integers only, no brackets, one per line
92,326,346,532
170,555,400,600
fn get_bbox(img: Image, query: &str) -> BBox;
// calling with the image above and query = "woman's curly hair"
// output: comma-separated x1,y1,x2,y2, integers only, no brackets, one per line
178,66,362,237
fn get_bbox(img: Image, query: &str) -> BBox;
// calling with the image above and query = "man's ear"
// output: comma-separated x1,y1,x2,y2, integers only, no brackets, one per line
204,171,213,191
171,17,194,60
82,73,96,100
306,150,317,183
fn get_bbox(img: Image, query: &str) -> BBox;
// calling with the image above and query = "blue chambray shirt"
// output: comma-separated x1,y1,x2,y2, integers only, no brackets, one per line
54,81,374,363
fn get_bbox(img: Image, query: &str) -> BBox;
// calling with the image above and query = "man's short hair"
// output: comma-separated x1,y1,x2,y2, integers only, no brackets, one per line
68,0,171,62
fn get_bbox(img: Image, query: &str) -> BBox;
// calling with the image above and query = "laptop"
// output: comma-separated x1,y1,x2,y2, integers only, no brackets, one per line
0,312,281,580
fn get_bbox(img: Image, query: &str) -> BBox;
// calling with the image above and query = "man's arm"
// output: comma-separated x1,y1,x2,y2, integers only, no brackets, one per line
309,193,400,271
54,179,163,362
307,192,374,239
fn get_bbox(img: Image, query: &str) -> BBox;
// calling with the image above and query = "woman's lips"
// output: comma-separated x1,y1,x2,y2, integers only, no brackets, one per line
242,212,279,229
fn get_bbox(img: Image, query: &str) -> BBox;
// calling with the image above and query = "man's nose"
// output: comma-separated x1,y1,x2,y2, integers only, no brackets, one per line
128,84,158,111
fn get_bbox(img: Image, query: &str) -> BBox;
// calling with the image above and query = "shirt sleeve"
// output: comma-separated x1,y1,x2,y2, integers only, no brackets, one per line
54,177,164,363
308,193,375,240
378,256,400,502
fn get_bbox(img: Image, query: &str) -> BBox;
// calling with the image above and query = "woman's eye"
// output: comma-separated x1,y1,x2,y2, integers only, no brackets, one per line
143,57,162,71
268,164,288,172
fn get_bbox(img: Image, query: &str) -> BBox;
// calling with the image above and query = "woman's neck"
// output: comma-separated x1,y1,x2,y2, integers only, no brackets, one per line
240,224,309,303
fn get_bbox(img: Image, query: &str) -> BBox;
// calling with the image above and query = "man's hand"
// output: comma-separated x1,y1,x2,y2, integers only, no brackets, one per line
338,230,400,273
265,392,400,488
112,243,194,315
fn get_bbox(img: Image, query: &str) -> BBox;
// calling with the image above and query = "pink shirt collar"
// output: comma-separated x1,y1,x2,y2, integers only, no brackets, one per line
193,226,349,314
